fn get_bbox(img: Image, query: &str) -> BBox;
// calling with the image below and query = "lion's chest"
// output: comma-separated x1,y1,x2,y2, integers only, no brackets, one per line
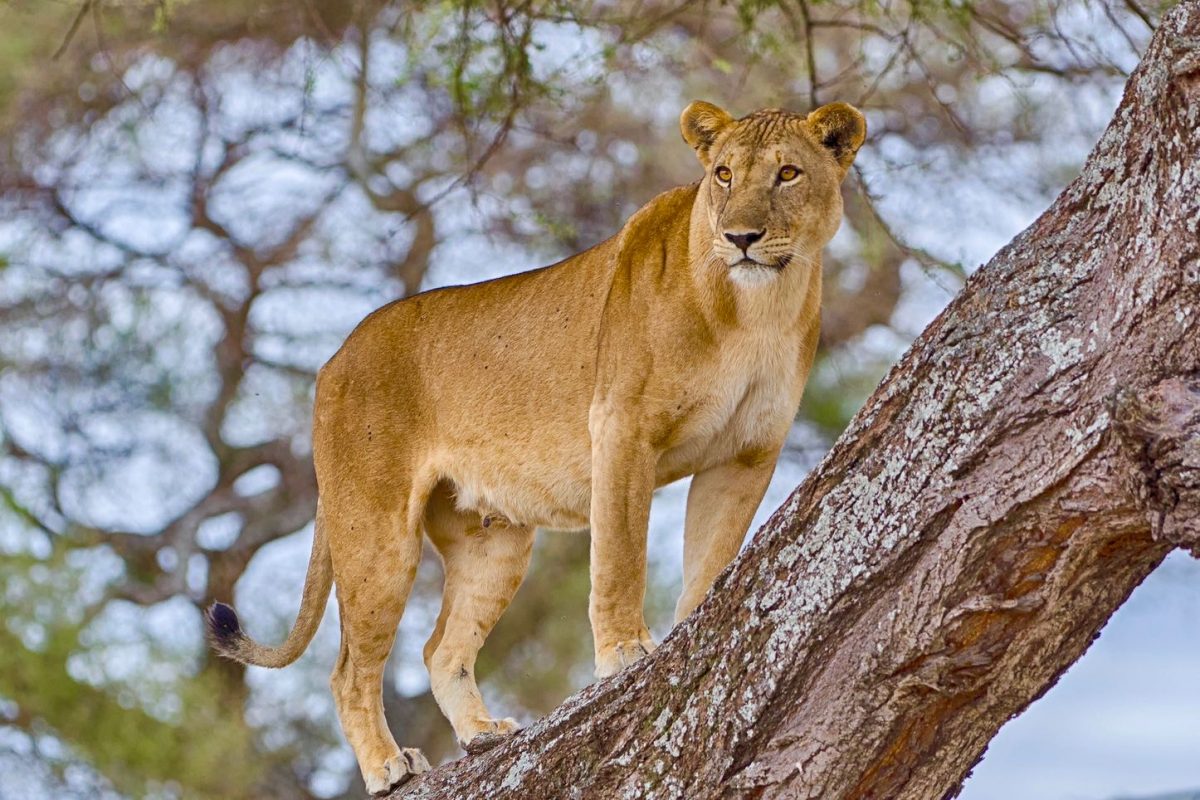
655,330,800,482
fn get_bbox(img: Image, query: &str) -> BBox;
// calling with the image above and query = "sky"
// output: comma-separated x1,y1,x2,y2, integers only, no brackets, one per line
962,549,1200,800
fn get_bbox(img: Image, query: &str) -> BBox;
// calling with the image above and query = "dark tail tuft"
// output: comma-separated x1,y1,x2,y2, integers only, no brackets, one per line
205,602,243,653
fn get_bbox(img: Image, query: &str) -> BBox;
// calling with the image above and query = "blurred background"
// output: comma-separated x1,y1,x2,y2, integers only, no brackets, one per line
0,1,1195,798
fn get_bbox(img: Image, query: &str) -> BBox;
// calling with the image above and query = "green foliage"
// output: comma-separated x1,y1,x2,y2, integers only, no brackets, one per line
0,544,264,798
530,209,580,246
800,351,893,436
0,2,58,119
150,0,192,34
0,623,264,798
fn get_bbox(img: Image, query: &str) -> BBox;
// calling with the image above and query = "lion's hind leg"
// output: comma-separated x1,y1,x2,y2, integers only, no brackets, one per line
423,483,534,753
324,495,429,795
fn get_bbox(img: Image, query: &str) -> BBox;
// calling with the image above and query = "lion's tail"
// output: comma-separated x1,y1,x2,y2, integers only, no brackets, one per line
205,508,332,669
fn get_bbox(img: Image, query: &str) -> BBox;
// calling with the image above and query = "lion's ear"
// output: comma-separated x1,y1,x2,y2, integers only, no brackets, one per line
680,101,734,167
805,102,866,173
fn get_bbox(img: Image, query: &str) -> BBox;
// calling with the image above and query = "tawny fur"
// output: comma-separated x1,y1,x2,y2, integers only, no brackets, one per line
207,100,865,795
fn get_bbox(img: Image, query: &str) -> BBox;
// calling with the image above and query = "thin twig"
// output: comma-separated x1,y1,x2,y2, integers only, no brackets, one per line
1123,0,1155,30
52,0,92,60
798,0,821,108
850,165,967,287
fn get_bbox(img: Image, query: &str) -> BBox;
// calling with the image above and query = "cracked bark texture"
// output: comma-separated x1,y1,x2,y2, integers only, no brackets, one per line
388,4,1200,798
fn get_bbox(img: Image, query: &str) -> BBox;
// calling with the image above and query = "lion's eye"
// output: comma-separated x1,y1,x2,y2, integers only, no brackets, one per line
714,166,733,185
779,165,801,183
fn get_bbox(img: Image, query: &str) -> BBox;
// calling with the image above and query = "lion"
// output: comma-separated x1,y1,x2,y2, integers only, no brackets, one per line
206,99,865,794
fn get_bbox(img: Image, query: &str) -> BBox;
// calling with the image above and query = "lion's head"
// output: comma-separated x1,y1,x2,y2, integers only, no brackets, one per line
680,101,866,281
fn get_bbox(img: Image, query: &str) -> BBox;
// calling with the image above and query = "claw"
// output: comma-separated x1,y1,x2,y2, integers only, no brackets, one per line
595,637,657,678
364,748,429,795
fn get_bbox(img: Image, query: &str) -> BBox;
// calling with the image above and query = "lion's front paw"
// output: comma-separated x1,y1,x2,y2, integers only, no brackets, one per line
461,717,519,754
364,748,430,796
594,637,657,679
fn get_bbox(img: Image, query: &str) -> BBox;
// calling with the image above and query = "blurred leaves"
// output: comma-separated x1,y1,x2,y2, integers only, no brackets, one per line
0,546,261,798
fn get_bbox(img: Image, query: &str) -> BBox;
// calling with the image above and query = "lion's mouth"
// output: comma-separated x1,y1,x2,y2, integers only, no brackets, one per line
733,255,790,270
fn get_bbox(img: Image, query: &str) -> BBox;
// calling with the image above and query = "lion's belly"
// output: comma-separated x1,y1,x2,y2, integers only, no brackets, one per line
439,394,789,532
443,447,593,531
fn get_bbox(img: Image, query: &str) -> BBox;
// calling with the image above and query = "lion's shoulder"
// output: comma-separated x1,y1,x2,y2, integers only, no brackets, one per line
615,182,699,252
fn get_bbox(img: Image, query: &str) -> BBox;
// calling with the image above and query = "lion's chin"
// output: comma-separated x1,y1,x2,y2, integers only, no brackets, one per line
728,262,783,288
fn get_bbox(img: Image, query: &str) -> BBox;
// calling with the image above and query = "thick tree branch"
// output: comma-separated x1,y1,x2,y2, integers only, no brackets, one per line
387,4,1200,797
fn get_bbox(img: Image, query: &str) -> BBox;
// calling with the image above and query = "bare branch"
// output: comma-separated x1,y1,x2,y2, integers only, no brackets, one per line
52,0,93,60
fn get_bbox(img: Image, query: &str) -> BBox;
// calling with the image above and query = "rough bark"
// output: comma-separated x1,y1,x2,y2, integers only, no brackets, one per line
389,5,1200,798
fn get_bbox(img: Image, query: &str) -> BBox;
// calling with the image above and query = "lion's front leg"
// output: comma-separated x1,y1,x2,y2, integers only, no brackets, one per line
674,452,778,625
588,406,658,679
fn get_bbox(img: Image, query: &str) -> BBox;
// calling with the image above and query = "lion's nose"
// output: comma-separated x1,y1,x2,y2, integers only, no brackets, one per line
724,230,764,253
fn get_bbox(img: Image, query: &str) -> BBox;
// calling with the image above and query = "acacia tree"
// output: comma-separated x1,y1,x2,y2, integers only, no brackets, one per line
0,0,1169,797
390,3,1200,797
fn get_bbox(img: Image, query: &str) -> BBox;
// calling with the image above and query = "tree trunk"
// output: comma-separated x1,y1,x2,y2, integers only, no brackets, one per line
389,5,1200,798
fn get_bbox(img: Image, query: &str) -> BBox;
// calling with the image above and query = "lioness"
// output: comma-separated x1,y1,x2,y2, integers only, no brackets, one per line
206,99,865,794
